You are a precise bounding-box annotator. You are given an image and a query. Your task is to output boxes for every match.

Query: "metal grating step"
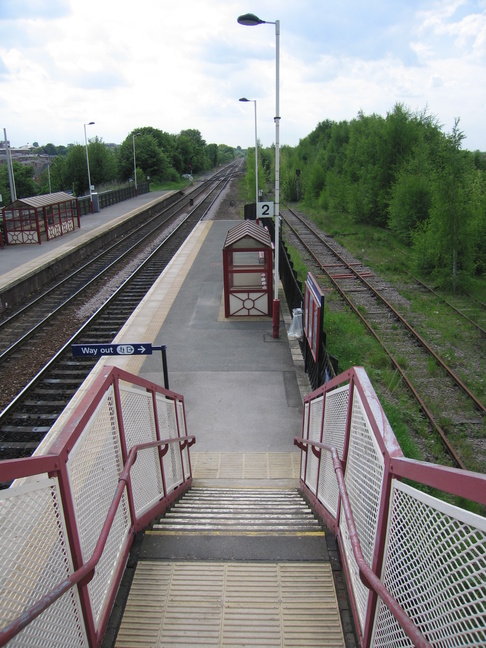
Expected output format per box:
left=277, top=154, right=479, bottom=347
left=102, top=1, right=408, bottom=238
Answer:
left=152, top=487, right=324, bottom=535
left=115, top=561, right=345, bottom=647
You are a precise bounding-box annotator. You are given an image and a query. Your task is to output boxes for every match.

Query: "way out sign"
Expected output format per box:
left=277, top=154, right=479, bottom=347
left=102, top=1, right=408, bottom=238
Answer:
left=72, top=342, right=170, bottom=389
left=71, top=343, right=154, bottom=357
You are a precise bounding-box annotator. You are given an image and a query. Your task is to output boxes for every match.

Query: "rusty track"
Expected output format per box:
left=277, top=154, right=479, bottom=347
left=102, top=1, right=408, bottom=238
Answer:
left=281, top=207, right=485, bottom=471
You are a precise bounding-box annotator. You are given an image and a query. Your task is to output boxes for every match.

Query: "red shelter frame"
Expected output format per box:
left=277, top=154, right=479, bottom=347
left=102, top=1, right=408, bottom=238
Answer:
left=2, top=191, right=80, bottom=245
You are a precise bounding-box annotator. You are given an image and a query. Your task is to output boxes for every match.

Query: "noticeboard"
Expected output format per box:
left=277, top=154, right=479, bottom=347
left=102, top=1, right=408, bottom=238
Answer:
left=304, top=273, right=325, bottom=363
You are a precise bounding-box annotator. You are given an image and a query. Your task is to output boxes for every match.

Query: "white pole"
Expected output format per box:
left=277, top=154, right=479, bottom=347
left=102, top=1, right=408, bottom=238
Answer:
left=273, top=19, right=281, bottom=337
left=4, top=129, right=17, bottom=202
left=84, top=122, right=94, bottom=212
left=254, top=100, right=259, bottom=217
left=133, top=133, right=137, bottom=195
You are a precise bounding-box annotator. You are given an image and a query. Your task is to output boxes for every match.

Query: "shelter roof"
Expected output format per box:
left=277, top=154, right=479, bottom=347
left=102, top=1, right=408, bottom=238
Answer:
left=4, top=192, right=75, bottom=211
left=223, top=220, right=272, bottom=249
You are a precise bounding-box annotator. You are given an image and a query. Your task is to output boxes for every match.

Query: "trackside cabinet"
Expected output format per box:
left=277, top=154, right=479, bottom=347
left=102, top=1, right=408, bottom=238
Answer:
left=223, top=220, right=273, bottom=317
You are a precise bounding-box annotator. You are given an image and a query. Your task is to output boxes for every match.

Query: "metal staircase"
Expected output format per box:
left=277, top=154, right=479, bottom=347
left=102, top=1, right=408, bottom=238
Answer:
left=152, top=487, right=325, bottom=534
left=113, top=486, right=350, bottom=647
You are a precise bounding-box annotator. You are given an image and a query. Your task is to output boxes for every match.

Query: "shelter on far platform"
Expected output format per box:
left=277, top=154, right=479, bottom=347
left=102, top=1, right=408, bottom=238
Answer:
left=222, top=220, right=273, bottom=317
left=1, top=192, right=80, bottom=245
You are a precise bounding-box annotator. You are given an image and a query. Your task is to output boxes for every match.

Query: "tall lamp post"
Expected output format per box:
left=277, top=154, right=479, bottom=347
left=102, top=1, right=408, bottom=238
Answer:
left=238, top=13, right=280, bottom=338
left=239, top=98, right=259, bottom=221
left=84, top=121, right=95, bottom=212
left=132, top=132, right=141, bottom=195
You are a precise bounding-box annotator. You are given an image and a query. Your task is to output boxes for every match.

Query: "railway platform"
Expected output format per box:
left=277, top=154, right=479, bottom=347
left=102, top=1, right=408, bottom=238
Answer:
left=1, top=188, right=485, bottom=648
left=0, top=190, right=173, bottom=308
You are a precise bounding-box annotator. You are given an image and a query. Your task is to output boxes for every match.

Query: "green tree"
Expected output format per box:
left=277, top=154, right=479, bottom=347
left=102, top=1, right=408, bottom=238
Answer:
left=118, top=132, right=172, bottom=182
left=177, top=129, right=207, bottom=173
left=388, top=141, right=433, bottom=244
left=414, top=120, right=476, bottom=291
left=206, top=143, right=218, bottom=167
left=217, top=144, right=236, bottom=165
left=88, top=137, right=117, bottom=186
left=65, top=144, right=91, bottom=195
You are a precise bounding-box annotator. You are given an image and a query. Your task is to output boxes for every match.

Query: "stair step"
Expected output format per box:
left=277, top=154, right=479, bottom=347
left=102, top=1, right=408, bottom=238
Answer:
left=152, top=487, right=323, bottom=535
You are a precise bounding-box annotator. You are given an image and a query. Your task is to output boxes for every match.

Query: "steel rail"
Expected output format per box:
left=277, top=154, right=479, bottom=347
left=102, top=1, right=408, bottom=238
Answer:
left=0, top=170, right=236, bottom=454
left=0, top=165, right=237, bottom=361
left=285, top=207, right=485, bottom=414
left=282, top=209, right=470, bottom=469
left=404, top=270, right=486, bottom=336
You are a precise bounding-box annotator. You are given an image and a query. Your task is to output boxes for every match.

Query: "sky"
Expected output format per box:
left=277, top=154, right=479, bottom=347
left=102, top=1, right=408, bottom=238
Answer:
left=1, top=0, right=485, bottom=152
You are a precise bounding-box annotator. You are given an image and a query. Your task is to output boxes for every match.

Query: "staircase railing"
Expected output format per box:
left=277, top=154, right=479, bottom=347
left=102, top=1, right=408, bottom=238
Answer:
left=295, top=366, right=486, bottom=648
left=0, top=366, right=195, bottom=647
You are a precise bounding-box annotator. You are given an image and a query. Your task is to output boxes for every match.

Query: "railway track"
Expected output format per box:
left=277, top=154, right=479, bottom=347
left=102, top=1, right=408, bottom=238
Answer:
left=281, top=207, right=485, bottom=472
left=0, top=164, right=240, bottom=468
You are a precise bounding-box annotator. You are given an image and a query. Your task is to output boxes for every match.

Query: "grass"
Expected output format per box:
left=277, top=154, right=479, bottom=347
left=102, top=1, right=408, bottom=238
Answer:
left=149, top=178, right=192, bottom=192
left=295, top=200, right=486, bottom=403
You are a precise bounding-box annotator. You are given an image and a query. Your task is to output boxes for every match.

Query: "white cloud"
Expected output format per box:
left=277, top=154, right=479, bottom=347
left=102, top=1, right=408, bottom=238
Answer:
left=1, top=0, right=485, bottom=151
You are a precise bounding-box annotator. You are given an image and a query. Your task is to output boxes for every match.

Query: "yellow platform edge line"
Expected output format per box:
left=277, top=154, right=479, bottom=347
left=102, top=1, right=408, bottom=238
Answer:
left=146, top=530, right=325, bottom=537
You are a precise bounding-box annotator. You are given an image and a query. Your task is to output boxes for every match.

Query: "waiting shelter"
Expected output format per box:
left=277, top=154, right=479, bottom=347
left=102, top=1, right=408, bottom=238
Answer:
left=1, top=192, right=80, bottom=245
left=222, top=220, right=273, bottom=317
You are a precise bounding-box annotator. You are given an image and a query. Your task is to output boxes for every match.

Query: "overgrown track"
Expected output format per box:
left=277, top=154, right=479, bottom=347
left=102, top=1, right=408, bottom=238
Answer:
left=0, top=164, right=239, bottom=467
left=281, top=206, right=485, bottom=472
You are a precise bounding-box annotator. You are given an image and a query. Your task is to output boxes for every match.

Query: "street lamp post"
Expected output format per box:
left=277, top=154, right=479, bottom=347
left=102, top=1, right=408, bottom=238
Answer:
left=238, top=13, right=281, bottom=338
left=84, top=121, right=95, bottom=212
left=239, top=98, right=259, bottom=222
left=132, top=132, right=141, bottom=195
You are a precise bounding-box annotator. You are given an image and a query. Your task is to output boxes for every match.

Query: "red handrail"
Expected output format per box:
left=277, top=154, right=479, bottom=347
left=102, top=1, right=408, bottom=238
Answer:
left=0, top=435, right=195, bottom=647
left=294, top=436, right=432, bottom=648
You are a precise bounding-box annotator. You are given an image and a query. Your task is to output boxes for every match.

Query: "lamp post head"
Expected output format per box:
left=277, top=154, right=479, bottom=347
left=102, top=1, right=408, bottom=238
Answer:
left=86, top=121, right=95, bottom=126
left=239, top=97, right=250, bottom=102
left=237, top=13, right=265, bottom=26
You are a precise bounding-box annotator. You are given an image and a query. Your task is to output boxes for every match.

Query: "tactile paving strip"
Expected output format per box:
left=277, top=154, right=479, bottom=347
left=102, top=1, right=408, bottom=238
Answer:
left=190, top=452, right=301, bottom=479
left=115, top=561, right=345, bottom=647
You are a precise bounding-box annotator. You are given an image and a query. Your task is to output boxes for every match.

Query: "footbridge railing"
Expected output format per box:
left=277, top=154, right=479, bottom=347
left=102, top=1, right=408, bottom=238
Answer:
left=0, top=366, right=195, bottom=647
left=295, top=366, right=486, bottom=648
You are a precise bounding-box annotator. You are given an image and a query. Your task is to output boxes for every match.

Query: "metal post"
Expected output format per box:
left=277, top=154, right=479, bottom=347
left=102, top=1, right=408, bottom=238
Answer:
left=272, top=19, right=281, bottom=338
left=132, top=133, right=138, bottom=196
left=161, top=345, right=169, bottom=390
left=84, top=122, right=94, bottom=213
left=4, top=129, right=17, bottom=202
left=253, top=100, right=259, bottom=221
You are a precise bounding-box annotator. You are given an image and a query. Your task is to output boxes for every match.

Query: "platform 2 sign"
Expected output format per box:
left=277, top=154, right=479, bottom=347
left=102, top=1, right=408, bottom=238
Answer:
left=304, top=273, right=325, bottom=363
left=72, top=343, right=155, bottom=357
left=257, top=202, right=274, bottom=218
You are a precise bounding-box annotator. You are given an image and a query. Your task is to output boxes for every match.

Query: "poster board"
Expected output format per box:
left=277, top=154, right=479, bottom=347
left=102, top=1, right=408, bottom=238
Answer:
left=304, top=272, right=325, bottom=363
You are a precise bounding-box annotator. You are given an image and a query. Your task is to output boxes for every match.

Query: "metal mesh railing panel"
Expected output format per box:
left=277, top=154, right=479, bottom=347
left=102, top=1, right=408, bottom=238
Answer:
left=119, top=384, right=163, bottom=515
left=155, top=394, right=184, bottom=491
left=372, top=481, right=486, bottom=648
left=301, top=401, right=310, bottom=481
left=67, top=387, right=131, bottom=629
left=176, top=400, right=191, bottom=481
left=340, top=388, right=384, bottom=632
left=305, top=394, right=324, bottom=495
left=0, top=479, right=87, bottom=647
left=318, top=385, right=349, bottom=517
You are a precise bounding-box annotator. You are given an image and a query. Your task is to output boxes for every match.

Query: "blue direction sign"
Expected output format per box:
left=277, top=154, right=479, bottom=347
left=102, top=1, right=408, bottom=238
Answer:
left=71, top=343, right=154, bottom=357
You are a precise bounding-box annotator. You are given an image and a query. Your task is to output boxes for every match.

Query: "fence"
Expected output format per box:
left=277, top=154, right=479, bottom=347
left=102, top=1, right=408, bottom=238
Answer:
left=0, top=366, right=194, bottom=647
left=295, top=366, right=486, bottom=647
left=77, top=182, right=150, bottom=216
left=270, top=217, right=337, bottom=388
